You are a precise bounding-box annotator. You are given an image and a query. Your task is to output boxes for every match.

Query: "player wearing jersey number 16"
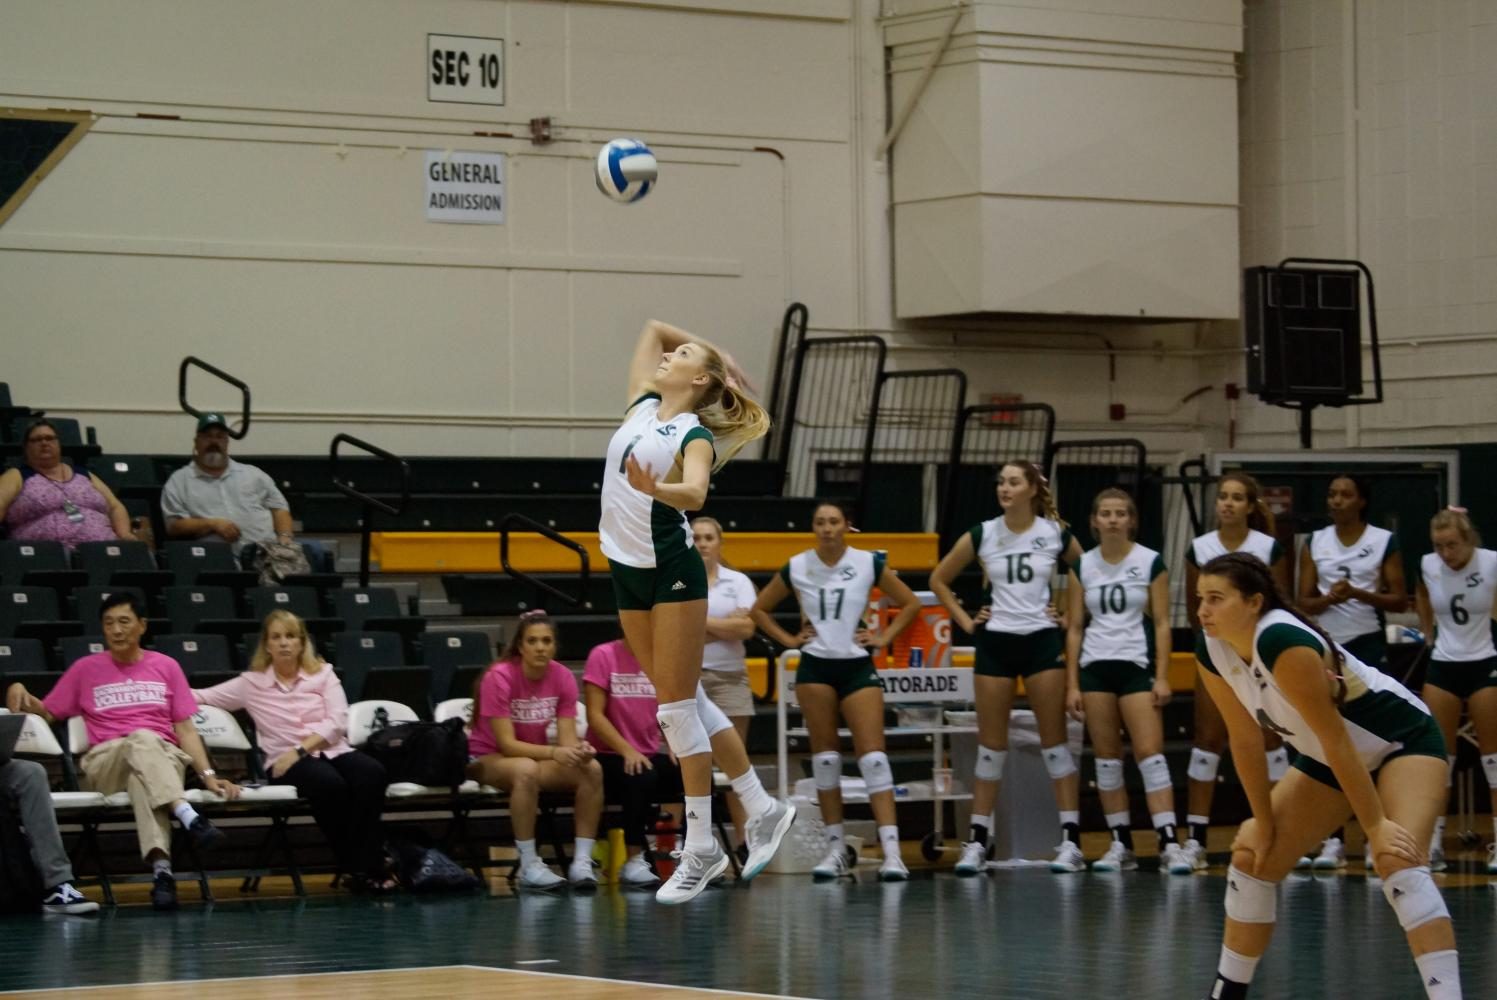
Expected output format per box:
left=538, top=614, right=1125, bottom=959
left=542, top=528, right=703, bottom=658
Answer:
left=1415, top=506, right=1497, bottom=875
left=751, top=500, right=922, bottom=882
left=1064, top=489, right=1183, bottom=873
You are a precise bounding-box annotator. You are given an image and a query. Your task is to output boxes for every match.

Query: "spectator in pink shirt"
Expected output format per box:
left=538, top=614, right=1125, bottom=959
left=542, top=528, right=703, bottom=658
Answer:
left=467, top=612, right=603, bottom=891
left=5, top=592, right=240, bottom=911
left=194, top=610, right=394, bottom=893
left=583, top=636, right=683, bottom=887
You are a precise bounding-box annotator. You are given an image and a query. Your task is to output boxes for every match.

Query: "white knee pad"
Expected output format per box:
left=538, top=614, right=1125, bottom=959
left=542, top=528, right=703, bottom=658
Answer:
left=1095, top=757, right=1125, bottom=792
left=656, top=700, right=711, bottom=759
left=975, top=745, right=1007, bottom=782
left=1138, top=753, right=1173, bottom=794
left=857, top=750, right=894, bottom=795
left=1224, top=865, right=1278, bottom=924
left=1042, top=744, right=1076, bottom=780
left=812, top=751, right=843, bottom=791
left=1265, top=747, right=1290, bottom=782
left=695, top=683, right=734, bottom=737
left=1483, top=752, right=1497, bottom=790
left=1382, top=866, right=1448, bottom=932
left=1188, top=748, right=1221, bottom=783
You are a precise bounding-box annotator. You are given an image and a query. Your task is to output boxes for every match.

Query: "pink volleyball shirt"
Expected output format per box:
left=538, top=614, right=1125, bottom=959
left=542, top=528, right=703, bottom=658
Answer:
left=468, top=659, right=578, bottom=757
left=582, top=640, right=661, bottom=756
left=194, top=666, right=352, bottom=761
left=43, top=650, right=197, bottom=747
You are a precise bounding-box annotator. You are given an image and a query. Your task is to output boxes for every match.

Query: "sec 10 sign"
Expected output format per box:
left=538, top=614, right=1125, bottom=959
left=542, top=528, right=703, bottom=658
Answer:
left=428, top=34, right=504, bottom=106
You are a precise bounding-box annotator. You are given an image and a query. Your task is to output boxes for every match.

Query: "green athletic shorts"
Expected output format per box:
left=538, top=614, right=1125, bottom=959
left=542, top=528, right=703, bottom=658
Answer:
left=794, top=652, right=881, bottom=700
left=1425, top=656, right=1497, bottom=702
left=1289, top=693, right=1447, bottom=790
left=974, top=627, right=1063, bottom=679
left=1340, top=630, right=1388, bottom=670
left=608, top=545, right=708, bottom=612
left=1079, top=659, right=1155, bottom=697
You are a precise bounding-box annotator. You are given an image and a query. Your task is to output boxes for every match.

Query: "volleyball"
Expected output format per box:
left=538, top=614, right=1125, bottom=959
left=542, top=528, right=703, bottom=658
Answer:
left=595, top=138, right=657, bottom=203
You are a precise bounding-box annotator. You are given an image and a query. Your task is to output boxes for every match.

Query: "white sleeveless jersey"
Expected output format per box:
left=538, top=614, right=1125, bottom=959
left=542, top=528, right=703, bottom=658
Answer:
left=1422, top=548, right=1497, bottom=662
left=599, top=393, right=715, bottom=568
left=1078, top=544, right=1167, bottom=668
left=1307, top=525, right=1396, bottom=642
left=703, top=566, right=757, bottom=671
left=1198, top=609, right=1430, bottom=773
left=779, top=547, right=884, bottom=660
left=1187, top=529, right=1282, bottom=569
left=971, top=517, right=1072, bottom=635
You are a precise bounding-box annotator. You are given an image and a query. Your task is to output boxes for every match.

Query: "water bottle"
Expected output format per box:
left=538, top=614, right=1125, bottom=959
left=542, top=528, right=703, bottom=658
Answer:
left=909, top=647, right=924, bottom=669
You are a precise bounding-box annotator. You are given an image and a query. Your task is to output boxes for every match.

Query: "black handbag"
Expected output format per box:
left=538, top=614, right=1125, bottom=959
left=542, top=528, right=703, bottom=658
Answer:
left=362, top=710, right=468, bottom=788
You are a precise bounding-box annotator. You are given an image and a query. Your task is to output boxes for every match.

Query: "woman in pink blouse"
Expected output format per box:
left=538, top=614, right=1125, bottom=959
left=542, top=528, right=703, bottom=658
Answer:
left=194, top=610, right=394, bottom=892
left=467, top=611, right=604, bottom=890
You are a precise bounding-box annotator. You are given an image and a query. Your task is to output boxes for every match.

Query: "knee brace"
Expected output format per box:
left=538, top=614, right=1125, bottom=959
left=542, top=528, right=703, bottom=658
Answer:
left=857, top=750, right=894, bottom=795
left=975, top=745, right=1007, bottom=782
left=1138, top=753, right=1173, bottom=794
left=1264, top=747, right=1290, bottom=783
left=1223, top=865, right=1278, bottom=924
left=656, top=700, right=711, bottom=759
left=1188, top=748, right=1221, bottom=783
left=812, top=751, right=843, bottom=791
left=1042, top=744, right=1076, bottom=780
left=1382, top=866, right=1448, bottom=932
left=1094, top=757, right=1125, bottom=792
left=694, top=683, right=734, bottom=737
left=1483, top=752, right=1497, bottom=790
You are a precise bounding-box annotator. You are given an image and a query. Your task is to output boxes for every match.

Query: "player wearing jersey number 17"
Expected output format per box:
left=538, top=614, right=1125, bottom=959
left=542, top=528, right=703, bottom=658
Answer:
left=1063, top=489, right=1182, bottom=873
left=1415, top=507, right=1497, bottom=875
left=751, top=501, right=922, bottom=882
left=1194, top=553, right=1458, bottom=1000
left=929, top=460, right=1086, bottom=875
left=600, top=319, right=792, bottom=905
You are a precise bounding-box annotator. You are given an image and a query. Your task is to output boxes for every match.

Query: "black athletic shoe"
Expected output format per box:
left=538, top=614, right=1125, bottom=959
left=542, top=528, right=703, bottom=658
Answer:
left=188, top=816, right=225, bottom=851
left=150, top=872, right=179, bottom=911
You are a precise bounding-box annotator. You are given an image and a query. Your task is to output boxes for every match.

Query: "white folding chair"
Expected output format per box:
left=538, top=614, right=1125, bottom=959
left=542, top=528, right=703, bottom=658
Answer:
left=8, top=713, right=106, bottom=810
left=185, top=706, right=296, bottom=805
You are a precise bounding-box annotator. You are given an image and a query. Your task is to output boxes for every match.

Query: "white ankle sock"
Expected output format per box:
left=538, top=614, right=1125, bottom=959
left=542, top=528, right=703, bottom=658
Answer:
left=684, top=795, right=714, bottom=853
left=730, top=768, right=774, bottom=817
left=172, top=802, right=199, bottom=828
left=574, top=837, right=595, bottom=863
left=1414, top=949, right=1462, bottom=999
left=878, top=824, right=899, bottom=858
left=152, top=858, right=172, bottom=877
left=516, top=838, right=538, bottom=866
left=825, top=823, right=845, bottom=849
left=1217, top=946, right=1260, bottom=985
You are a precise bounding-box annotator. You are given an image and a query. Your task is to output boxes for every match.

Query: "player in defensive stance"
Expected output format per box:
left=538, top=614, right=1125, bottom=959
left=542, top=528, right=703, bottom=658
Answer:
left=751, top=500, right=922, bottom=881
left=1415, top=507, right=1497, bottom=875
left=1063, top=489, right=1184, bottom=872
left=601, top=319, right=793, bottom=904
left=1180, top=472, right=1293, bottom=874
left=1296, top=473, right=1406, bottom=869
left=1195, top=553, right=1460, bottom=1000
left=930, top=460, right=1086, bottom=874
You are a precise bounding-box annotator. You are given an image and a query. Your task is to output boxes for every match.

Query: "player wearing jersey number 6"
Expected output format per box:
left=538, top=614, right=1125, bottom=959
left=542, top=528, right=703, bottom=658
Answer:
left=1063, top=488, right=1183, bottom=873
left=751, top=500, right=922, bottom=882
left=600, top=319, right=793, bottom=904
left=930, top=460, right=1086, bottom=875
left=1194, top=553, right=1459, bottom=1000
left=1415, top=507, right=1497, bottom=875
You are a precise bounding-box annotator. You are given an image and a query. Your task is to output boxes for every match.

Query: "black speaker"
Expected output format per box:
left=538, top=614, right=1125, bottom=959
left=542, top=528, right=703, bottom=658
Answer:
left=1243, top=266, right=1363, bottom=402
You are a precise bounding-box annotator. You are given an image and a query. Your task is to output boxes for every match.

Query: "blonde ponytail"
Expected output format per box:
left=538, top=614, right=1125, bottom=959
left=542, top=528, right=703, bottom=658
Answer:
left=691, top=345, right=772, bottom=470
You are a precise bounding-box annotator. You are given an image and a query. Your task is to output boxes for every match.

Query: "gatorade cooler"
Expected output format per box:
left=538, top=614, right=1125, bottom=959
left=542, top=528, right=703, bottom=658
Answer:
left=869, top=590, right=952, bottom=668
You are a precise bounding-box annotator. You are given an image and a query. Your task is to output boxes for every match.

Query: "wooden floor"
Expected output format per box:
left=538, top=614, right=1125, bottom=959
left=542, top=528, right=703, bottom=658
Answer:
left=8, top=967, right=792, bottom=999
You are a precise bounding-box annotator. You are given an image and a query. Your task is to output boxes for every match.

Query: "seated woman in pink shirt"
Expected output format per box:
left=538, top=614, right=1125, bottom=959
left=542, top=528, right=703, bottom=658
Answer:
left=467, top=611, right=604, bottom=890
left=584, top=635, right=683, bottom=887
left=194, top=610, right=395, bottom=893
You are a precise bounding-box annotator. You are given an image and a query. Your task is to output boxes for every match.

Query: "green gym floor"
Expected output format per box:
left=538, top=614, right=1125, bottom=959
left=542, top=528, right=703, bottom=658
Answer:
left=1, top=863, right=1493, bottom=998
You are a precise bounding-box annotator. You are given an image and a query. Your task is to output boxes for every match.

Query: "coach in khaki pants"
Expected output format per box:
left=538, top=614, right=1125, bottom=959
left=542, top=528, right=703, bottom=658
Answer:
left=6, top=592, right=240, bottom=910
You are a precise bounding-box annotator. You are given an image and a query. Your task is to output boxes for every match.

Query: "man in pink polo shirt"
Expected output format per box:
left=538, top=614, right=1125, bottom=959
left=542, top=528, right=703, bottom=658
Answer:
left=6, top=592, right=240, bottom=910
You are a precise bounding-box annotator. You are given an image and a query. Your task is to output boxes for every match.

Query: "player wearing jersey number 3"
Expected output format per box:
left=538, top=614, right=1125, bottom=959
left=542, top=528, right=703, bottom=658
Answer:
left=1194, top=553, right=1460, bottom=1000
left=930, top=460, right=1086, bottom=875
left=751, top=500, right=922, bottom=882
left=600, top=319, right=793, bottom=904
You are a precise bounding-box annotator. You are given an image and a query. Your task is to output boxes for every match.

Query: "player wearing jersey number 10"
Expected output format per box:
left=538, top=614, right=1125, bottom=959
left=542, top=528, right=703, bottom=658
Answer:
left=1415, top=506, right=1497, bottom=876
left=929, top=460, right=1086, bottom=875
left=1063, top=488, right=1183, bottom=873
left=751, top=500, right=922, bottom=882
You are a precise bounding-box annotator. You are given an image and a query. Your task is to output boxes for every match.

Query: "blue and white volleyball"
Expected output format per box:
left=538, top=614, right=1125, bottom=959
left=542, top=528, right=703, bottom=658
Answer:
left=595, top=138, right=657, bottom=203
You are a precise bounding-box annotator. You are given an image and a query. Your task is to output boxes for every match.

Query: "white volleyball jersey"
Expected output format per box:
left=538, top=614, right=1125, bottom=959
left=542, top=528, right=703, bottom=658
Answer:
left=599, top=393, right=715, bottom=568
left=1307, top=525, right=1396, bottom=642
left=779, top=547, right=884, bottom=660
left=703, top=566, right=757, bottom=671
left=1198, top=609, right=1431, bottom=773
left=1186, top=529, right=1282, bottom=569
left=1078, top=544, right=1167, bottom=668
left=1422, top=548, right=1497, bottom=662
left=971, top=517, right=1071, bottom=635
